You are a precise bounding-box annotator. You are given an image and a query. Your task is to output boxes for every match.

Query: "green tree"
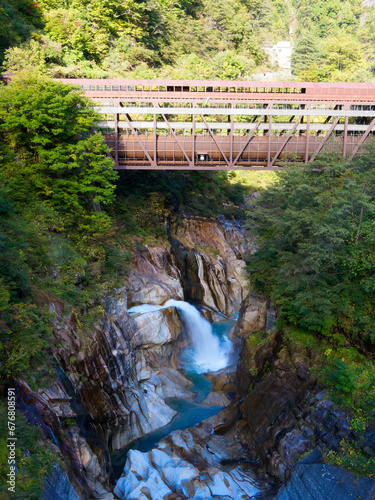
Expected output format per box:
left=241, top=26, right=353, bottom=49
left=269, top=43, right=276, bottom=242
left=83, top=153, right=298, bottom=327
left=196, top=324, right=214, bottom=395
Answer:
left=0, top=0, right=43, bottom=64
left=246, top=146, right=375, bottom=342
left=291, top=32, right=321, bottom=77
left=292, top=0, right=360, bottom=38
left=359, top=3, right=375, bottom=69
left=213, top=50, right=255, bottom=79
left=321, top=32, right=366, bottom=76
left=0, top=74, right=117, bottom=223
left=297, top=62, right=326, bottom=82
left=3, top=39, right=47, bottom=73
left=338, top=1, right=356, bottom=29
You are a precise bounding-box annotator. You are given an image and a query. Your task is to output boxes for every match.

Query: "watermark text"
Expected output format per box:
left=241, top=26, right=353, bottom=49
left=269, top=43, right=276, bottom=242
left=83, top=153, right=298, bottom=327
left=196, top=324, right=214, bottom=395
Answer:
left=7, top=388, right=17, bottom=493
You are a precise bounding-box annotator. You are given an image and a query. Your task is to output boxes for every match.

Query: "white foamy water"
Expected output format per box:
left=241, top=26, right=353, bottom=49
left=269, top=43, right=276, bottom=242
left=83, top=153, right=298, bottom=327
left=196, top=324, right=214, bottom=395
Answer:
left=128, top=300, right=231, bottom=373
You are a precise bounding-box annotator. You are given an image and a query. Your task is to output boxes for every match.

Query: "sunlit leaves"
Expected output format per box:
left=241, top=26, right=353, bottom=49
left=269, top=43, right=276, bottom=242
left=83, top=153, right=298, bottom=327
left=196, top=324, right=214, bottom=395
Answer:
left=0, top=74, right=118, bottom=218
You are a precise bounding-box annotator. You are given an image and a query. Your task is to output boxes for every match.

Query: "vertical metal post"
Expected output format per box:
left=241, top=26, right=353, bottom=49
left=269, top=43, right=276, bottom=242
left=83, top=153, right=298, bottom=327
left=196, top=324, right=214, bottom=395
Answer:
left=305, top=115, right=310, bottom=163
left=343, top=115, right=348, bottom=158
left=153, top=113, right=157, bottom=165
left=192, top=105, right=195, bottom=167
left=267, top=112, right=272, bottom=167
left=230, top=110, right=234, bottom=166
left=114, top=112, right=118, bottom=165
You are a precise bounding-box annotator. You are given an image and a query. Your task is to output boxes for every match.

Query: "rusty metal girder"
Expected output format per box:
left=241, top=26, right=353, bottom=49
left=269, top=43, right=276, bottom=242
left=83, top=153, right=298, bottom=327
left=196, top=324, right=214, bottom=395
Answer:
left=200, top=114, right=231, bottom=167
left=270, top=116, right=303, bottom=167
left=117, top=103, right=156, bottom=167
left=99, top=96, right=375, bottom=169
left=160, top=111, right=194, bottom=167
left=309, top=117, right=341, bottom=163
left=347, top=117, right=375, bottom=162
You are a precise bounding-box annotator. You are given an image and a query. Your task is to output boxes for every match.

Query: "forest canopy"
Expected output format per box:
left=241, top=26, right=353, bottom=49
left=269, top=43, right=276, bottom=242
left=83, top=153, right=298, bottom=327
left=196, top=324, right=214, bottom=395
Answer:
left=1, top=0, right=374, bottom=81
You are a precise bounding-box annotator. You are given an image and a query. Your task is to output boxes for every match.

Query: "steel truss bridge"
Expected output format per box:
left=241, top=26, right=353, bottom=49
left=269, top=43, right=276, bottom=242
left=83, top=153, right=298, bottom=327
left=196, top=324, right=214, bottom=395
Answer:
left=60, top=78, right=375, bottom=170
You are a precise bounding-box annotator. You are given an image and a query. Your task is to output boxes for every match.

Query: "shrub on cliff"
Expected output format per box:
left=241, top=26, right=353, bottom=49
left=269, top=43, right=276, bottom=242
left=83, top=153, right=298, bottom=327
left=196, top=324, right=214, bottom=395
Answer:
left=0, top=400, right=58, bottom=499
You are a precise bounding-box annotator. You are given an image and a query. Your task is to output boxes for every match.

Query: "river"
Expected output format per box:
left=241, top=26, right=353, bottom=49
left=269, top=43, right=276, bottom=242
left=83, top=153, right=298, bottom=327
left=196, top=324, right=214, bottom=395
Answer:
left=111, top=303, right=236, bottom=480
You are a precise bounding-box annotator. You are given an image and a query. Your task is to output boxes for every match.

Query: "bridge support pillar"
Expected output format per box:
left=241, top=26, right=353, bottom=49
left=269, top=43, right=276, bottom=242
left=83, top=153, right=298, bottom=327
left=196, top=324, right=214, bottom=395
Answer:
left=114, top=112, right=119, bottom=166
left=343, top=116, right=348, bottom=158
left=230, top=110, right=234, bottom=166
left=192, top=105, right=195, bottom=167
left=305, top=115, right=310, bottom=163
left=267, top=113, right=272, bottom=168
left=153, top=113, right=157, bottom=164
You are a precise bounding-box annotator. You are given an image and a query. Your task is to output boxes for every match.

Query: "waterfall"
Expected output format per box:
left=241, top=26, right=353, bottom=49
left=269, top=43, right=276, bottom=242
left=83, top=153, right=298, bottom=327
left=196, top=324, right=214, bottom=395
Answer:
left=128, top=300, right=231, bottom=373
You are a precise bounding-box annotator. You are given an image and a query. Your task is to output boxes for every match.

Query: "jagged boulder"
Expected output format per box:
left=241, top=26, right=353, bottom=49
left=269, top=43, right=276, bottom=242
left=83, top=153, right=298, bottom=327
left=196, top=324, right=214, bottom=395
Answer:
left=232, top=292, right=267, bottom=338
left=115, top=409, right=265, bottom=500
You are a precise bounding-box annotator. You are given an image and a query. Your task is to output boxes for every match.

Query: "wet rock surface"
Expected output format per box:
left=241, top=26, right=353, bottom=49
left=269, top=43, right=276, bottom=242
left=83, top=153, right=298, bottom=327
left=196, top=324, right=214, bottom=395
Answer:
left=231, top=293, right=267, bottom=339
left=115, top=407, right=274, bottom=500
left=32, top=213, right=375, bottom=500
left=42, top=464, right=82, bottom=500
left=235, top=295, right=375, bottom=493
left=127, top=246, right=184, bottom=307
left=27, top=290, right=188, bottom=497
left=25, top=215, right=256, bottom=498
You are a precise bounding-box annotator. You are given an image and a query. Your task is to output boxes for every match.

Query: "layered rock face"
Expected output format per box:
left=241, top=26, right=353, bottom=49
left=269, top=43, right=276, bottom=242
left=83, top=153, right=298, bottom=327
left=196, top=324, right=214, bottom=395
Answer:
left=20, top=294, right=186, bottom=498
left=230, top=292, right=267, bottom=342
left=20, top=215, right=251, bottom=498
left=236, top=296, right=375, bottom=493
left=127, top=246, right=184, bottom=307
left=170, top=216, right=253, bottom=317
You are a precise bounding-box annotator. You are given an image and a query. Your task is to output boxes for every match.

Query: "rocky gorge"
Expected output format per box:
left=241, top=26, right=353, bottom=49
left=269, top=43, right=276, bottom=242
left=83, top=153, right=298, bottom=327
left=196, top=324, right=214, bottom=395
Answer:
left=15, top=214, right=375, bottom=500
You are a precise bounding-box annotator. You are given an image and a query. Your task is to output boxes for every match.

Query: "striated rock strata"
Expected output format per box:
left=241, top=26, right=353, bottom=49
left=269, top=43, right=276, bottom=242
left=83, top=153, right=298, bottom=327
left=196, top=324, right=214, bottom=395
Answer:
left=16, top=215, right=251, bottom=498
left=170, top=216, right=253, bottom=317
left=235, top=296, right=375, bottom=492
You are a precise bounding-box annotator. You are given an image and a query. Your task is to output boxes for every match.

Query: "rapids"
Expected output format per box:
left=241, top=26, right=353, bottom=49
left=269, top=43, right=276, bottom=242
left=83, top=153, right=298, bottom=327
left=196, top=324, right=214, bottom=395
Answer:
left=128, top=299, right=232, bottom=373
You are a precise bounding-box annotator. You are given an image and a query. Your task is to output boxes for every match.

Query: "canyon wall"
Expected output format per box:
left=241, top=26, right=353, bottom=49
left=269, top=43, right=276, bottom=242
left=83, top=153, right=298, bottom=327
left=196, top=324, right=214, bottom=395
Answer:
left=17, top=215, right=251, bottom=499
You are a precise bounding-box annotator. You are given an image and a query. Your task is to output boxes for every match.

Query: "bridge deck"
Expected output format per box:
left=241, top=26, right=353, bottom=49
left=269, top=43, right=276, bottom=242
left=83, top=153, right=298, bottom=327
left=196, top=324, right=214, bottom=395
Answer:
left=58, top=79, right=375, bottom=169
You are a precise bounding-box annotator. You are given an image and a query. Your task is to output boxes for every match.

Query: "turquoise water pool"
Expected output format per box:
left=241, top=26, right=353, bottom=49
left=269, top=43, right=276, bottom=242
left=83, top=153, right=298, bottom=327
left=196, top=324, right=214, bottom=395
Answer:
left=110, top=318, right=235, bottom=480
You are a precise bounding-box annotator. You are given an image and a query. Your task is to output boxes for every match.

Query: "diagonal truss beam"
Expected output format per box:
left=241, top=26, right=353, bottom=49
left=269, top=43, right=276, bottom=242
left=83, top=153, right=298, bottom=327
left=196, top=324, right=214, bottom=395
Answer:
left=270, top=116, right=302, bottom=167
left=347, top=117, right=375, bottom=162
left=309, top=116, right=341, bottom=162
left=159, top=112, right=193, bottom=166
left=106, top=150, right=115, bottom=162
left=200, top=114, right=231, bottom=167
left=233, top=115, right=264, bottom=166
left=117, top=102, right=156, bottom=167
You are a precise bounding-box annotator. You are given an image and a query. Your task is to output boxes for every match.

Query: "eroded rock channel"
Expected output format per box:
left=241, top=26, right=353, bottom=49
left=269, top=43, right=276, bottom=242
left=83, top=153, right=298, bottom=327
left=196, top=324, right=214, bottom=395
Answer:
left=22, top=215, right=266, bottom=500
left=18, top=214, right=375, bottom=500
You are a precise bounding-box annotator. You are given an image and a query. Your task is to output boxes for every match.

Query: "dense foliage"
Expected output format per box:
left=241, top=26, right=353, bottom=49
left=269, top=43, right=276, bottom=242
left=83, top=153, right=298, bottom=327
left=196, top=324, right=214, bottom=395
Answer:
left=0, top=401, right=57, bottom=499
left=246, top=147, right=375, bottom=474
left=0, top=74, right=245, bottom=387
left=115, top=169, right=244, bottom=219
left=291, top=0, right=375, bottom=81
left=0, top=74, right=123, bottom=386
left=0, top=0, right=43, bottom=63
left=1, top=0, right=374, bottom=81
left=247, top=149, right=375, bottom=341
left=0, top=74, right=247, bottom=492
left=246, top=147, right=375, bottom=419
